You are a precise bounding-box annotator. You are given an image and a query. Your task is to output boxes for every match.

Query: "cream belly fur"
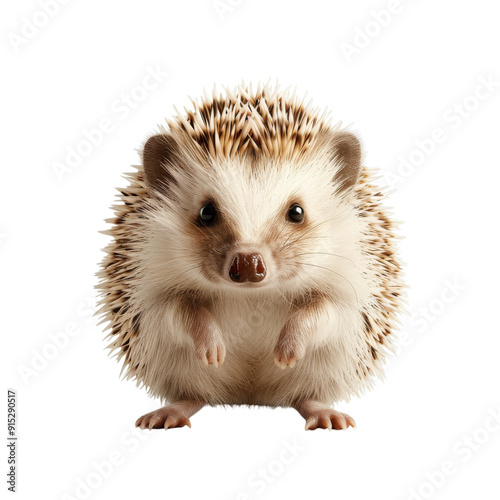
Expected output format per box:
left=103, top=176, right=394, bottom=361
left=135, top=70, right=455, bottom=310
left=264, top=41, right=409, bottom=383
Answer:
left=139, top=295, right=294, bottom=406
left=126, top=290, right=371, bottom=407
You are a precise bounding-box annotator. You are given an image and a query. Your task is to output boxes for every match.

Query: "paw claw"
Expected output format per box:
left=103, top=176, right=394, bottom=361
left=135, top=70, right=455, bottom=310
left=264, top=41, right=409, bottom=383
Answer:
left=274, top=341, right=304, bottom=368
left=345, top=414, right=356, bottom=428
left=274, top=352, right=297, bottom=368
left=302, top=407, right=355, bottom=431
left=320, top=415, right=333, bottom=430
left=305, top=417, right=317, bottom=431
left=164, top=416, right=175, bottom=429
left=196, top=336, right=226, bottom=367
left=136, top=408, right=193, bottom=431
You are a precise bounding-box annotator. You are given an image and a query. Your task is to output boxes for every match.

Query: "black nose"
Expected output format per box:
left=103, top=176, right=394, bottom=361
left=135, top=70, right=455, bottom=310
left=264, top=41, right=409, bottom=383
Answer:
left=229, top=253, right=266, bottom=283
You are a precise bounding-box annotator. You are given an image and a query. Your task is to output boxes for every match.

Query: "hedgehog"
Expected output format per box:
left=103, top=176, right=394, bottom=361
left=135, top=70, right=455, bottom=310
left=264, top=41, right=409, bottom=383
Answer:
left=97, top=82, right=405, bottom=431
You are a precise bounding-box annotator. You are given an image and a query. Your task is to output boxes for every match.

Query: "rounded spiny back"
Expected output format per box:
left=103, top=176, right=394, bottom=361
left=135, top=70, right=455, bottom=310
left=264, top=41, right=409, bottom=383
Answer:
left=166, top=82, right=333, bottom=160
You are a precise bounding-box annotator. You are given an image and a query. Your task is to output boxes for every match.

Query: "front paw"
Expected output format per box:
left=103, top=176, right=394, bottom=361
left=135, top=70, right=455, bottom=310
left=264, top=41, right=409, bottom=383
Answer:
left=194, top=334, right=226, bottom=368
left=274, top=338, right=305, bottom=369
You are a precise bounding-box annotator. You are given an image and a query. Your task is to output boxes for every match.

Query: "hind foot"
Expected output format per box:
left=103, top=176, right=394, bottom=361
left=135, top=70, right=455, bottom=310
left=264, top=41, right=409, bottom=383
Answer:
left=293, top=400, right=356, bottom=431
left=135, top=400, right=205, bottom=430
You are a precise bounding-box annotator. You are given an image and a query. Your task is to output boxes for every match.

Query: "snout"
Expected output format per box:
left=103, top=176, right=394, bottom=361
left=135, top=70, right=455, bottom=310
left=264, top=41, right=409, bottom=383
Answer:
left=229, top=253, right=267, bottom=283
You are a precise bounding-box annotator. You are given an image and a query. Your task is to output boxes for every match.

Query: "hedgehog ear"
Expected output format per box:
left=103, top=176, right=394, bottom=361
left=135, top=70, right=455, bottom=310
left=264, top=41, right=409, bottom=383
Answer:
left=142, top=134, right=178, bottom=196
left=330, top=131, right=362, bottom=192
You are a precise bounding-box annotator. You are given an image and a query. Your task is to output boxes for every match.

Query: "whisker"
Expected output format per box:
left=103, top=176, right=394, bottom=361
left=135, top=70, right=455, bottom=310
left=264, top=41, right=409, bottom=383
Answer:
left=280, top=224, right=320, bottom=250
left=297, top=261, right=359, bottom=303
left=171, top=265, right=201, bottom=282
left=270, top=222, right=289, bottom=244
left=294, top=252, right=356, bottom=266
left=148, top=263, right=200, bottom=287
left=278, top=218, right=342, bottom=251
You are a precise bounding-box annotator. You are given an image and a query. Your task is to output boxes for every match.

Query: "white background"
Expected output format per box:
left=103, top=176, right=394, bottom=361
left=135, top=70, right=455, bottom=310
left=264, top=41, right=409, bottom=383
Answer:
left=2, top=0, right=500, bottom=499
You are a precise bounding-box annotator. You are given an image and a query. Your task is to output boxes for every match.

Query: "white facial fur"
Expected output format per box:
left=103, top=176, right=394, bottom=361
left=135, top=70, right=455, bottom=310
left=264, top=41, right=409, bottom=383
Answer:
left=136, top=144, right=372, bottom=311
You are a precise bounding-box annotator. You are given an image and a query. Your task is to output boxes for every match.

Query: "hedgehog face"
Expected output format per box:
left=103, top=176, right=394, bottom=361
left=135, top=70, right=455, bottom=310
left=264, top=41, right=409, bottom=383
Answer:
left=140, top=130, right=368, bottom=303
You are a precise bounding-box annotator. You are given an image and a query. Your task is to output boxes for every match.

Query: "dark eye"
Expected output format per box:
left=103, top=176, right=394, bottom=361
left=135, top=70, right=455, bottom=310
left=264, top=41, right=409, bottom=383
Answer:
left=199, top=203, right=217, bottom=225
left=288, top=203, right=305, bottom=223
